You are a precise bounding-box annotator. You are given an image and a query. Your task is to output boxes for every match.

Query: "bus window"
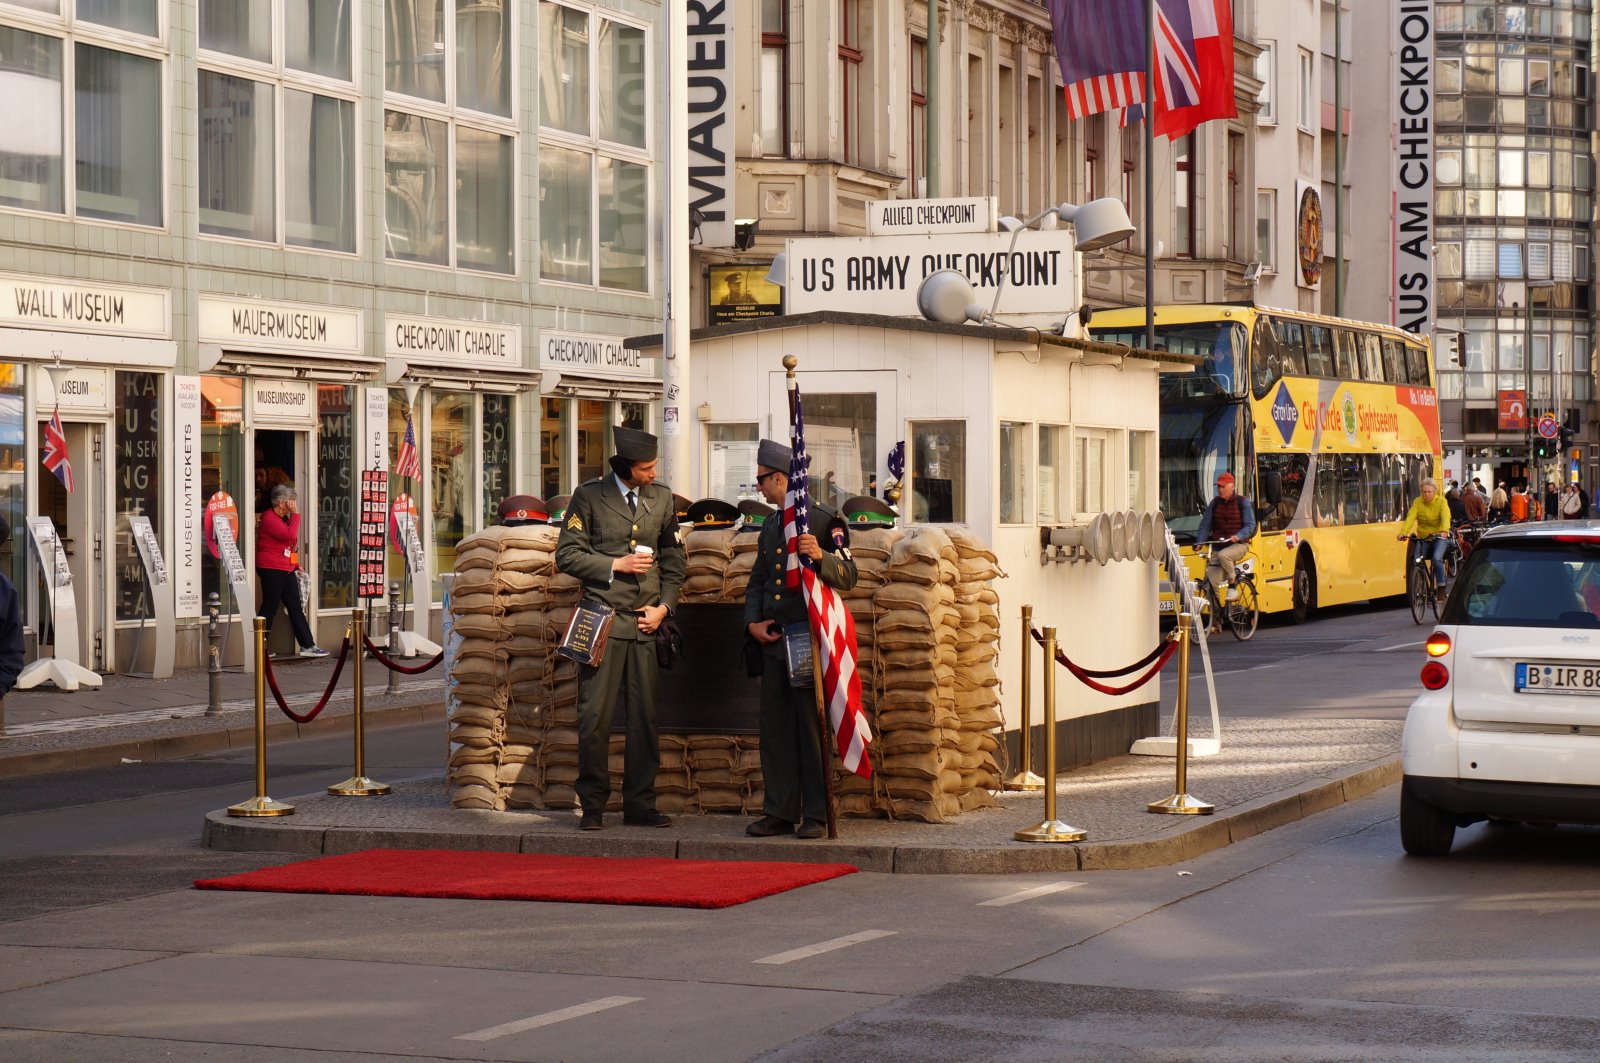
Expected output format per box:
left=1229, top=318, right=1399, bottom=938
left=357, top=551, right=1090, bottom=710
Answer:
left=1340, top=455, right=1366, bottom=525
left=1361, top=455, right=1391, bottom=523
left=1405, top=344, right=1431, bottom=385
left=1382, top=338, right=1408, bottom=382
left=1279, top=320, right=1309, bottom=375
left=1359, top=333, right=1385, bottom=381
left=1313, top=454, right=1342, bottom=527
left=1257, top=453, right=1308, bottom=531
left=1332, top=329, right=1360, bottom=378
left=1252, top=316, right=1285, bottom=397
left=1305, top=326, right=1336, bottom=376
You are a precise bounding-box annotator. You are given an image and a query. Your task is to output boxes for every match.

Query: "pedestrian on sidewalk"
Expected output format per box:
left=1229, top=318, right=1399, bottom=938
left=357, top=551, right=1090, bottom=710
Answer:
left=1561, top=482, right=1586, bottom=519
left=1462, top=481, right=1489, bottom=524
left=0, top=516, right=23, bottom=732
left=1490, top=482, right=1509, bottom=523
left=257, top=485, right=327, bottom=658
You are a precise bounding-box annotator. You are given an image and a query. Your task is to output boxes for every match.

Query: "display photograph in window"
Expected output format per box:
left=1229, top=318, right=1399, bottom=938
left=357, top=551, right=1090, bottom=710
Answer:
left=708, top=264, right=783, bottom=325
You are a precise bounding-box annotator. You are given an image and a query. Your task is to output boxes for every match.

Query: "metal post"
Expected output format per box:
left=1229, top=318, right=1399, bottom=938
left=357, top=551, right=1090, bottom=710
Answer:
left=1014, top=626, right=1086, bottom=843
left=1143, top=0, right=1156, bottom=353
left=1004, top=604, right=1045, bottom=790
left=1333, top=0, right=1344, bottom=317
left=1148, top=613, right=1214, bottom=814
left=387, top=580, right=402, bottom=694
left=925, top=0, right=939, bottom=197
left=205, top=591, right=223, bottom=717
left=227, top=618, right=294, bottom=817
left=1524, top=300, right=1535, bottom=482
left=330, top=608, right=390, bottom=796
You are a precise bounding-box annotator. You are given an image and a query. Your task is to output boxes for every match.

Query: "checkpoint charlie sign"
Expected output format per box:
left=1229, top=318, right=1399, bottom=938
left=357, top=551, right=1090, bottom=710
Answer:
left=784, top=229, right=1080, bottom=317
left=867, top=196, right=995, bottom=236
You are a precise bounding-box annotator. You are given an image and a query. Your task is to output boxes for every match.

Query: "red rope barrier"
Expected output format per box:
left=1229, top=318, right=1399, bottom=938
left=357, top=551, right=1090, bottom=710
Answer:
left=1030, top=627, right=1171, bottom=675
left=361, top=635, right=444, bottom=675
left=263, top=636, right=353, bottom=723
left=1055, top=640, right=1178, bottom=696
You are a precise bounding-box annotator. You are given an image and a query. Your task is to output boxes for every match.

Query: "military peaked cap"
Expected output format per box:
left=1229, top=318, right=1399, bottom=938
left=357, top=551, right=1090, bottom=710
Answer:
left=685, top=497, right=740, bottom=528
left=842, top=495, right=896, bottom=527
left=497, top=495, right=548, bottom=525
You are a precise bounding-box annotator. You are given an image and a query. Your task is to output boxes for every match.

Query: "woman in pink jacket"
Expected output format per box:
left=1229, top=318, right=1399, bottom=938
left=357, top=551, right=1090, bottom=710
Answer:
left=257, top=484, right=327, bottom=657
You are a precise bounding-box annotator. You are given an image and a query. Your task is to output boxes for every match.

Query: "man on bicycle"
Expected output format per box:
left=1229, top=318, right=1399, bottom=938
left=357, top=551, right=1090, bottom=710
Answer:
left=1397, top=477, right=1451, bottom=590
left=1196, top=472, right=1257, bottom=592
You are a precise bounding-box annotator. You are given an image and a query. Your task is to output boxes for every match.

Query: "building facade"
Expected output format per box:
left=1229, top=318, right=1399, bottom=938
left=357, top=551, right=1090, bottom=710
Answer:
left=0, top=0, right=667, bottom=670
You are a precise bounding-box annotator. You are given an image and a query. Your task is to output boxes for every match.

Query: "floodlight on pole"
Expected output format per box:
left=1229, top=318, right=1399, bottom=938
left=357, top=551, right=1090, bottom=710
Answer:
left=985, top=198, right=1136, bottom=324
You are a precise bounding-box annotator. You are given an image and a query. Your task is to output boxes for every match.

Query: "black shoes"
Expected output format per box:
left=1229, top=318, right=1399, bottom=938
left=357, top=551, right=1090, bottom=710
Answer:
left=746, top=815, right=795, bottom=837
left=796, top=820, right=827, bottom=839
left=623, top=811, right=672, bottom=828
left=578, top=813, right=604, bottom=831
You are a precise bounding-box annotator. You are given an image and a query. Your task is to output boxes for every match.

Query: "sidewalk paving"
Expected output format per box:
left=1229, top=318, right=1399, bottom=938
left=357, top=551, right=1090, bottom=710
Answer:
left=202, top=717, right=1404, bottom=874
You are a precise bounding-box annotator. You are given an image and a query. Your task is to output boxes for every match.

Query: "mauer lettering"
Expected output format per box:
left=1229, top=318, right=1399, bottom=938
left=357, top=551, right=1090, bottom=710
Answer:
left=232, top=308, right=329, bottom=342
left=686, top=0, right=731, bottom=225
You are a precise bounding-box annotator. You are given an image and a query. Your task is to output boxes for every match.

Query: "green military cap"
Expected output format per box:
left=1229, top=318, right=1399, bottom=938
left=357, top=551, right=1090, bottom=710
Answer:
left=544, top=494, right=571, bottom=523
left=685, top=497, right=740, bottom=528
left=842, top=494, right=896, bottom=527
left=737, top=498, right=775, bottom=531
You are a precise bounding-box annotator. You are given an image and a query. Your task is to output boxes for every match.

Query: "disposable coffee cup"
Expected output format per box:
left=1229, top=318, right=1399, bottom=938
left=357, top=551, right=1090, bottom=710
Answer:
left=634, top=545, right=654, bottom=558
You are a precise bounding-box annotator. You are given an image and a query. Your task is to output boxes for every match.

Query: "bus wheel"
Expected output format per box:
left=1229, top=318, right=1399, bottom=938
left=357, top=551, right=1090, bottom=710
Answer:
left=1290, top=553, right=1316, bottom=624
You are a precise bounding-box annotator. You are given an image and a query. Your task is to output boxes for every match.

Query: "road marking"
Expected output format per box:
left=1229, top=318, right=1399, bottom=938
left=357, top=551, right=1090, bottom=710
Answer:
left=752, top=929, right=897, bottom=965
left=455, top=996, right=642, bottom=1041
left=978, top=881, right=1083, bottom=907
left=1378, top=640, right=1425, bottom=652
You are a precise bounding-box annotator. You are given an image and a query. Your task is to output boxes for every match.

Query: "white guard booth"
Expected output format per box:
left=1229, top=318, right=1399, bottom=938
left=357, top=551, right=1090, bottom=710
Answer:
left=631, top=312, right=1198, bottom=769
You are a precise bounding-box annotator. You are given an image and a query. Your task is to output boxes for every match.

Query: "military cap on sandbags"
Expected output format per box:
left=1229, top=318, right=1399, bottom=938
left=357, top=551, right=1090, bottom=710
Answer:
left=737, top=498, right=775, bottom=531
left=497, top=495, right=548, bottom=526
left=843, top=495, right=897, bottom=527
left=672, top=493, right=692, bottom=521
left=612, top=425, right=658, bottom=463
left=685, top=497, right=740, bottom=528
left=756, top=438, right=792, bottom=472
left=544, top=494, right=572, bottom=523
left=814, top=501, right=851, bottom=551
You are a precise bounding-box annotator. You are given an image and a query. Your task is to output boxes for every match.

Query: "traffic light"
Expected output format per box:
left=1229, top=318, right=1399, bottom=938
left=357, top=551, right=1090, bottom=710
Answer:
left=1560, top=425, right=1576, bottom=452
left=1535, top=438, right=1553, bottom=459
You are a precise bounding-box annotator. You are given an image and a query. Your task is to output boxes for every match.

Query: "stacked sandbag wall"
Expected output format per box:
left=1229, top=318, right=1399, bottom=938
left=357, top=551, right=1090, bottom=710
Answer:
left=446, top=521, right=1002, bottom=821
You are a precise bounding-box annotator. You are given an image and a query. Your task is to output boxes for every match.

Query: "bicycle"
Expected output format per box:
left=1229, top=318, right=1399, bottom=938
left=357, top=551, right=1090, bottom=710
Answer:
left=1402, top=533, right=1451, bottom=625
left=1193, top=539, right=1259, bottom=641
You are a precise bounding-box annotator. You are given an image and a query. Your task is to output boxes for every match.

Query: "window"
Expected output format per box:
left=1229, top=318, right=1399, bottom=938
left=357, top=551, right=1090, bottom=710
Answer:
left=115, top=370, right=161, bottom=621
left=384, top=0, right=515, bottom=272
left=1120, top=123, right=1137, bottom=211
left=1305, top=325, right=1335, bottom=377
left=1129, top=430, right=1153, bottom=511
left=1174, top=135, right=1195, bottom=256
left=196, top=0, right=356, bottom=250
left=316, top=385, right=354, bottom=609
left=0, top=16, right=163, bottom=226
left=1227, top=131, right=1244, bottom=261
left=1256, top=189, right=1275, bottom=270
left=1039, top=425, right=1068, bottom=524
left=1256, top=40, right=1275, bottom=123
left=537, top=3, right=649, bottom=290
left=1074, top=431, right=1108, bottom=516
left=1085, top=114, right=1104, bottom=201
left=1297, top=48, right=1314, bottom=130
left=910, top=36, right=926, bottom=194
left=999, top=422, right=1029, bottom=524
left=910, top=420, right=965, bottom=523
left=760, top=0, right=788, bottom=157
left=839, top=0, right=863, bottom=165
left=705, top=422, right=758, bottom=500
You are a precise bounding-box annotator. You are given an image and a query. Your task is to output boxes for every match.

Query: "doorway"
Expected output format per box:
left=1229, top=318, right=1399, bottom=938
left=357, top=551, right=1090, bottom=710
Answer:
left=254, top=428, right=312, bottom=658
left=36, top=419, right=109, bottom=671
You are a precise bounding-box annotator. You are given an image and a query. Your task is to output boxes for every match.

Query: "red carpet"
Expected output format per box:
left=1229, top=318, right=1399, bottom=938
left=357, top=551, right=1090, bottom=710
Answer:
left=194, top=849, right=858, bottom=909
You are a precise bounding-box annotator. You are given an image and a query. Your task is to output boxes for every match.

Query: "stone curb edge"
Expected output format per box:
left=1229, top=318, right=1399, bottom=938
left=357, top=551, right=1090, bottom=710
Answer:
left=200, top=755, right=1403, bottom=874
left=0, top=700, right=448, bottom=780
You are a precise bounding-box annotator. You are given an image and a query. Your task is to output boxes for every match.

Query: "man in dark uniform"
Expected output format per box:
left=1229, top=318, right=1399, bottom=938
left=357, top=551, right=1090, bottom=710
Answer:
left=743, top=440, right=857, bottom=839
left=555, top=427, right=687, bottom=831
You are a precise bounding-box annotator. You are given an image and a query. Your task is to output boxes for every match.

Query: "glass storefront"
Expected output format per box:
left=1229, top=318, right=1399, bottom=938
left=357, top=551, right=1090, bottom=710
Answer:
left=0, top=364, right=21, bottom=596
left=576, top=399, right=608, bottom=484
left=317, top=384, right=354, bottom=609
left=200, top=375, right=245, bottom=609
left=115, top=370, right=161, bottom=621
left=482, top=392, right=512, bottom=526
left=541, top=396, right=566, bottom=497
left=429, top=389, right=474, bottom=590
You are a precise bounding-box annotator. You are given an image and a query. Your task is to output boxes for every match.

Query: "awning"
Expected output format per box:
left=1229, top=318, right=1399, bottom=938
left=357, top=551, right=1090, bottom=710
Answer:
left=541, top=371, right=663, bottom=403
left=200, top=344, right=383, bottom=382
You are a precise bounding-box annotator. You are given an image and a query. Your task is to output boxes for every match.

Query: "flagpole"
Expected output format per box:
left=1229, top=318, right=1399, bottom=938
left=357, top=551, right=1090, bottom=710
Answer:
left=783, top=354, right=840, bottom=841
left=1143, top=0, right=1156, bottom=352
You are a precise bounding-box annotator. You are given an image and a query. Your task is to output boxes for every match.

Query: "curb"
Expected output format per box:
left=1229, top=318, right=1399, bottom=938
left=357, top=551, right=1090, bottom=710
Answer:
left=201, top=755, right=1403, bottom=873
left=0, top=699, right=447, bottom=780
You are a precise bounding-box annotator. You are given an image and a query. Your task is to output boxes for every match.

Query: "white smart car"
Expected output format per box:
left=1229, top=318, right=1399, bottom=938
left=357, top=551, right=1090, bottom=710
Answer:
left=1401, top=521, right=1600, bottom=855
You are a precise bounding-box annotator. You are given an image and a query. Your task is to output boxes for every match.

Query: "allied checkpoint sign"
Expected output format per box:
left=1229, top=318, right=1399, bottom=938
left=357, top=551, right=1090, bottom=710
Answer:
left=783, top=228, right=1080, bottom=318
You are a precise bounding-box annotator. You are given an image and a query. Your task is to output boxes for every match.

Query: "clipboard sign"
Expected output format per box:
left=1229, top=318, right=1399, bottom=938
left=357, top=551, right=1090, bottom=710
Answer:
left=389, top=492, right=439, bottom=657
left=17, top=516, right=102, bottom=691
left=124, top=514, right=175, bottom=679
left=213, top=510, right=257, bottom=672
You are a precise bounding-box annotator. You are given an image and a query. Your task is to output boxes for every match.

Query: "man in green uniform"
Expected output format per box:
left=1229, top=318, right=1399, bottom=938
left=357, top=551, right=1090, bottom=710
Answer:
left=743, top=440, right=857, bottom=838
left=555, top=427, right=686, bottom=831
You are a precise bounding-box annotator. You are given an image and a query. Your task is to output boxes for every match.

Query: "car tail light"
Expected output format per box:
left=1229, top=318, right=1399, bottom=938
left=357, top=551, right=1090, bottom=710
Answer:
left=1554, top=535, right=1600, bottom=544
left=1425, top=632, right=1451, bottom=657
left=1420, top=661, right=1450, bottom=690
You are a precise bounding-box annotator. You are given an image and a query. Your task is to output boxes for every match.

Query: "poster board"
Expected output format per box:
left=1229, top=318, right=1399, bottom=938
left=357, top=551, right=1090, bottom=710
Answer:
left=125, top=514, right=175, bottom=678
left=17, top=517, right=101, bottom=691
left=358, top=470, right=388, bottom=599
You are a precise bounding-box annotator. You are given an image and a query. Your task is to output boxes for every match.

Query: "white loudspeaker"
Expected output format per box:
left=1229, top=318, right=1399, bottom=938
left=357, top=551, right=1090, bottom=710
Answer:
left=1133, top=511, right=1156, bottom=560
left=1047, top=513, right=1113, bottom=564
left=1108, top=510, right=1129, bottom=562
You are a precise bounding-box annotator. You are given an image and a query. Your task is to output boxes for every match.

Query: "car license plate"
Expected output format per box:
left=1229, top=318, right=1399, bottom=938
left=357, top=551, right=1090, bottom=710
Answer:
left=1515, top=662, right=1600, bottom=695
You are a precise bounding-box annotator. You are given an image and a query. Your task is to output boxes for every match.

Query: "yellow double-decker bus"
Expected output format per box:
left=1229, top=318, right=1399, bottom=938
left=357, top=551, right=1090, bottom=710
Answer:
left=1089, top=304, right=1442, bottom=622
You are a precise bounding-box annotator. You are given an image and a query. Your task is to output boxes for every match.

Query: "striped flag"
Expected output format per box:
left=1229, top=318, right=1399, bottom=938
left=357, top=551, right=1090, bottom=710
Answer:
left=1047, top=0, right=1148, bottom=120
left=394, top=411, right=421, bottom=480
left=785, top=380, right=872, bottom=778
left=42, top=405, right=73, bottom=492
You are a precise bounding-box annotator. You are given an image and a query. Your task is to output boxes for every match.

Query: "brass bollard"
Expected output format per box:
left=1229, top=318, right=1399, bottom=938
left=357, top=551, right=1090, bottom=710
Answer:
left=330, top=608, right=391, bottom=797
left=228, top=618, right=295, bottom=817
left=1014, top=626, right=1086, bottom=843
left=1004, top=604, right=1045, bottom=791
left=1147, top=612, right=1214, bottom=815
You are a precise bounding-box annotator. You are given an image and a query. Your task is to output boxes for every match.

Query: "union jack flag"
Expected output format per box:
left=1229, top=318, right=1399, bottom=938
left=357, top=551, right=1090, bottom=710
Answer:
left=785, top=379, right=872, bottom=778
left=42, top=405, right=73, bottom=492
left=394, top=412, right=421, bottom=480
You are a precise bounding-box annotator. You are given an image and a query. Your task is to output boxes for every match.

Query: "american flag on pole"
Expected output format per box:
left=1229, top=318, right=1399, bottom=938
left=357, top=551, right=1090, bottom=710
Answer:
left=394, top=411, right=421, bottom=480
left=42, top=405, right=73, bottom=492
left=785, top=380, right=872, bottom=778
left=1047, top=0, right=1149, bottom=120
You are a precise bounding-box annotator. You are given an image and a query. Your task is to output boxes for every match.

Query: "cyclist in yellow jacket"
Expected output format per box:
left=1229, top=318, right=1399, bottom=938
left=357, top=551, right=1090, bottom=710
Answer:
left=1397, top=477, right=1452, bottom=589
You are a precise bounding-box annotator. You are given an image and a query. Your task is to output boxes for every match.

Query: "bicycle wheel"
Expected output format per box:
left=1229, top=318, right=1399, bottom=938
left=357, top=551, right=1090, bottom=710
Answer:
left=1229, top=579, right=1260, bottom=641
left=1200, top=582, right=1222, bottom=636
left=1408, top=565, right=1429, bottom=625
left=1430, top=566, right=1444, bottom=621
